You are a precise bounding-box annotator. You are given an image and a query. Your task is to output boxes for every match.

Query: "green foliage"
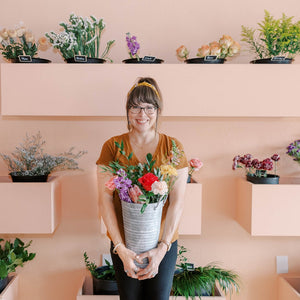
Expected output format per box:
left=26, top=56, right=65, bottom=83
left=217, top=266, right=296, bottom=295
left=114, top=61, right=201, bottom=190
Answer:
left=0, top=238, right=36, bottom=280
left=172, top=246, right=240, bottom=299
left=241, top=10, right=300, bottom=58
left=83, top=252, right=116, bottom=280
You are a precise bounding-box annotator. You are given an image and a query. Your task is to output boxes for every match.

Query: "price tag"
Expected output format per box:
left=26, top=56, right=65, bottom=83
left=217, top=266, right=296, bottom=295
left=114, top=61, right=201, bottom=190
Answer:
left=271, top=56, right=286, bottom=61
left=142, top=56, right=156, bottom=62
left=74, top=55, right=87, bottom=62
left=18, top=55, right=32, bottom=62
left=204, top=55, right=218, bottom=61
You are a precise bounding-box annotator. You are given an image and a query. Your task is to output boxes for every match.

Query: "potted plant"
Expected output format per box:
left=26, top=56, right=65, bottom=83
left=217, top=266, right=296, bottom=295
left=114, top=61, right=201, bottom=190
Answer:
left=83, top=252, right=118, bottom=295
left=241, top=10, right=300, bottom=64
left=46, top=13, right=115, bottom=63
left=176, top=35, right=240, bottom=64
left=0, top=132, right=87, bottom=182
left=187, top=158, right=203, bottom=183
left=232, top=153, right=280, bottom=184
left=0, top=238, right=36, bottom=293
left=122, top=32, right=164, bottom=64
left=0, top=23, right=50, bottom=63
left=172, top=246, right=240, bottom=299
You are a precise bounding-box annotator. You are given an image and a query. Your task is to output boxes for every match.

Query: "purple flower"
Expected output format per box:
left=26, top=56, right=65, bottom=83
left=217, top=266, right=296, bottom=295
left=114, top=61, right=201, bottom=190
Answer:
left=113, top=171, right=132, bottom=203
left=126, top=33, right=140, bottom=57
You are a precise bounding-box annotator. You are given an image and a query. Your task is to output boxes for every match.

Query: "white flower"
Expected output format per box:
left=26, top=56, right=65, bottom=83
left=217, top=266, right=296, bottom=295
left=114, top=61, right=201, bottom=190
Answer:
left=151, top=181, right=168, bottom=196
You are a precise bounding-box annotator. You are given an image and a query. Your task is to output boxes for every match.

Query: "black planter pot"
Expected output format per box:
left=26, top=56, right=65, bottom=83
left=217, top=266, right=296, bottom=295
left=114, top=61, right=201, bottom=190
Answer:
left=250, top=57, right=293, bottom=64
left=246, top=174, right=280, bottom=184
left=0, top=277, right=8, bottom=293
left=11, top=57, right=51, bottom=63
left=122, top=57, right=164, bottom=64
left=10, top=173, right=49, bottom=182
left=66, top=56, right=106, bottom=64
left=92, top=266, right=118, bottom=295
left=185, top=56, right=226, bottom=64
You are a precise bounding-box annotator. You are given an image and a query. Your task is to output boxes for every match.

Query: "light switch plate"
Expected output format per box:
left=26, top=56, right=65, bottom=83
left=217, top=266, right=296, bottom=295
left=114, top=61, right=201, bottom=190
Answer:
left=276, top=256, right=288, bottom=274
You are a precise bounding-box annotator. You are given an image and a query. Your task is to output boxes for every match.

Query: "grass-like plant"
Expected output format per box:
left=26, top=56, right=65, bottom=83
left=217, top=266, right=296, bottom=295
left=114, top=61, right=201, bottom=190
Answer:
left=83, top=252, right=116, bottom=280
left=172, top=246, right=240, bottom=299
left=241, top=10, right=300, bottom=59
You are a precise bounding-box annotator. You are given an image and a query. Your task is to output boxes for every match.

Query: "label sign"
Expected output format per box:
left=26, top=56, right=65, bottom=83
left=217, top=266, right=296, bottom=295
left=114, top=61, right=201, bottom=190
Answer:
left=204, top=55, right=218, bottom=61
left=142, top=56, right=156, bottom=62
left=18, top=55, right=32, bottom=62
left=74, top=55, right=87, bottom=62
left=186, top=263, right=194, bottom=271
left=271, top=56, right=286, bottom=61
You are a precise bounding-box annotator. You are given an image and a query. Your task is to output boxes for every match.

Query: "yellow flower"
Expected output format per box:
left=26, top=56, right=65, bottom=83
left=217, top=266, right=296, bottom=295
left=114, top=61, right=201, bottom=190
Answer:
left=160, top=165, right=178, bottom=177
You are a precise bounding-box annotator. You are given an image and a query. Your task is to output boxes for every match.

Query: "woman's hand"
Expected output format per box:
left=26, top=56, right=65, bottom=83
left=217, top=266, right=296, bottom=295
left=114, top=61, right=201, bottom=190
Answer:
left=117, top=244, right=143, bottom=279
left=135, top=243, right=168, bottom=280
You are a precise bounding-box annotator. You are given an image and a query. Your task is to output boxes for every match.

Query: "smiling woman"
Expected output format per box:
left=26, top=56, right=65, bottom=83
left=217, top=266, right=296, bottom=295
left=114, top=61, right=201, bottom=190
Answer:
left=96, top=77, right=188, bottom=300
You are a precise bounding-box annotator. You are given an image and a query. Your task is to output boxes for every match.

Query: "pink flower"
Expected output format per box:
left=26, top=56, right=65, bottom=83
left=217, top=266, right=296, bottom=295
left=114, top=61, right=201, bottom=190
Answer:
left=128, top=184, right=143, bottom=203
left=151, top=181, right=168, bottom=196
left=189, top=158, right=203, bottom=170
left=105, top=176, right=117, bottom=191
left=197, top=45, right=210, bottom=58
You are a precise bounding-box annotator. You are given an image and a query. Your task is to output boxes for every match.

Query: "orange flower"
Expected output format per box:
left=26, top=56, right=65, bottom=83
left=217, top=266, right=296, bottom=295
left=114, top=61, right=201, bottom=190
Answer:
left=38, top=37, right=50, bottom=51
left=219, top=35, right=234, bottom=48
left=196, top=45, right=210, bottom=58
left=105, top=176, right=117, bottom=191
left=209, top=41, right=221, bottom=56
left=228, top=41, right=241, bottom=56
left=176, top=45, right=189, bottom=60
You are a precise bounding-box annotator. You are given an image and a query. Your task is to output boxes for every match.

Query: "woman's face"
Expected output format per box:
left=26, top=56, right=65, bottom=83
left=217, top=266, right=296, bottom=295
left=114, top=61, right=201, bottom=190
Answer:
left=128, top=102, right=157, bottom=133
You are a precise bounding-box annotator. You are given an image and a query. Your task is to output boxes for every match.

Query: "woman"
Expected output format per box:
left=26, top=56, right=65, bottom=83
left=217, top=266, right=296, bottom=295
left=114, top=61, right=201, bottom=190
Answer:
left=96, top=77, right=188, bottom=300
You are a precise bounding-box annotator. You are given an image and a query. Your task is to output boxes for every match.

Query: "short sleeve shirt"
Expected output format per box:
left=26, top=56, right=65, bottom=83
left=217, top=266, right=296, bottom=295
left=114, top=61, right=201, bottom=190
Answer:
left=96, top=132, right=188, bottom=243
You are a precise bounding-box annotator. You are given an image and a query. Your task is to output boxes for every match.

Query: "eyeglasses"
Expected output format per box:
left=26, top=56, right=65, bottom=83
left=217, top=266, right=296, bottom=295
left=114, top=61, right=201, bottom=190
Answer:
left=129, top=105, right=157, bottom=115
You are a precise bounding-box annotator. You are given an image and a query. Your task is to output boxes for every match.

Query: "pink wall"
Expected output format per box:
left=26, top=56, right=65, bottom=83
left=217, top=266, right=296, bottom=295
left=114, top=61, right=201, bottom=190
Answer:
left=1, top=1, right=300, bottom=300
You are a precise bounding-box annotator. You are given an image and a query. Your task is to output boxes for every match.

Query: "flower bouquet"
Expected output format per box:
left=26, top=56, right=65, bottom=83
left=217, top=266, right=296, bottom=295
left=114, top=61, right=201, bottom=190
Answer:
left=122, top=32, right=164, bottom=64
left=176, top=35, right=240, bottom=64
left=187, top=158, right=203, bottom=183
left=46, top=13, right=115, bottom=63
left=0, top=23, right=50, bottom=63
left=232, top=153, right=280, bottom=184
left=101, top=140, right=182, bottom=266
left=0, top=132, right=87, bottom=182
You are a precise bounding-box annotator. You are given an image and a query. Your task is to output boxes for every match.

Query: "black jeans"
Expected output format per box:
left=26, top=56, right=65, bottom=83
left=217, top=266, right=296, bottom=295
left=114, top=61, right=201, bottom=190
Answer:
left=110, top=241, right=177, bottom=300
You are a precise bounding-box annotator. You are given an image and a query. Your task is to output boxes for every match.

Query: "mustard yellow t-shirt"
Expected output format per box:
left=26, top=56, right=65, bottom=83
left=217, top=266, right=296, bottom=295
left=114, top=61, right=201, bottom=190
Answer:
left=96, top=132, right=188, bottom=243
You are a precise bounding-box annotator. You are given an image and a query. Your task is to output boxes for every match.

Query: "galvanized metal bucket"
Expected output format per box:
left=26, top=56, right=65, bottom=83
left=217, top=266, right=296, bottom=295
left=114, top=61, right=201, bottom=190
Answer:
left=121, top=200, right=164, bottom=268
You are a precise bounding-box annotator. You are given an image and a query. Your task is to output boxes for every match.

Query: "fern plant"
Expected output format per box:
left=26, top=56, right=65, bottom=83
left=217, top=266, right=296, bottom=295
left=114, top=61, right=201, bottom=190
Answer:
left=241, top=10, right=300, bottom=59
left=172, top=246, right=240, bottom=299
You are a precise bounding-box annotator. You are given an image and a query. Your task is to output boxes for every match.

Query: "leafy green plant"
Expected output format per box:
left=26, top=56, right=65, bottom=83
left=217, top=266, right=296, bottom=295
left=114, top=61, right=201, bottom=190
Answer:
left=0, top=238, right=36, bottom=280
left=83, top=252, right=116, bottom=280
left=241, top=10, right=300, bottom=59
left=46, top=13, right=115, bottom=62
left=172, top=246, right=240, bottom=299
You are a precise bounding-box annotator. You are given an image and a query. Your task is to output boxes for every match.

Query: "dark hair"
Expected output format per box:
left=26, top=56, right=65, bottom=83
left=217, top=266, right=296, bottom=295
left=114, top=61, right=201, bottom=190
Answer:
left=126, top=77, right=162, bottom=131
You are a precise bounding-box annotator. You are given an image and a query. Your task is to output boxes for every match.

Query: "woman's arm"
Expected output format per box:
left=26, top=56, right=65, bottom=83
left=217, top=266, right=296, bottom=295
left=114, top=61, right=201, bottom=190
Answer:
left=97, top=165, right=143, bottom=278
left=136, top=166, right=188, bottom=280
